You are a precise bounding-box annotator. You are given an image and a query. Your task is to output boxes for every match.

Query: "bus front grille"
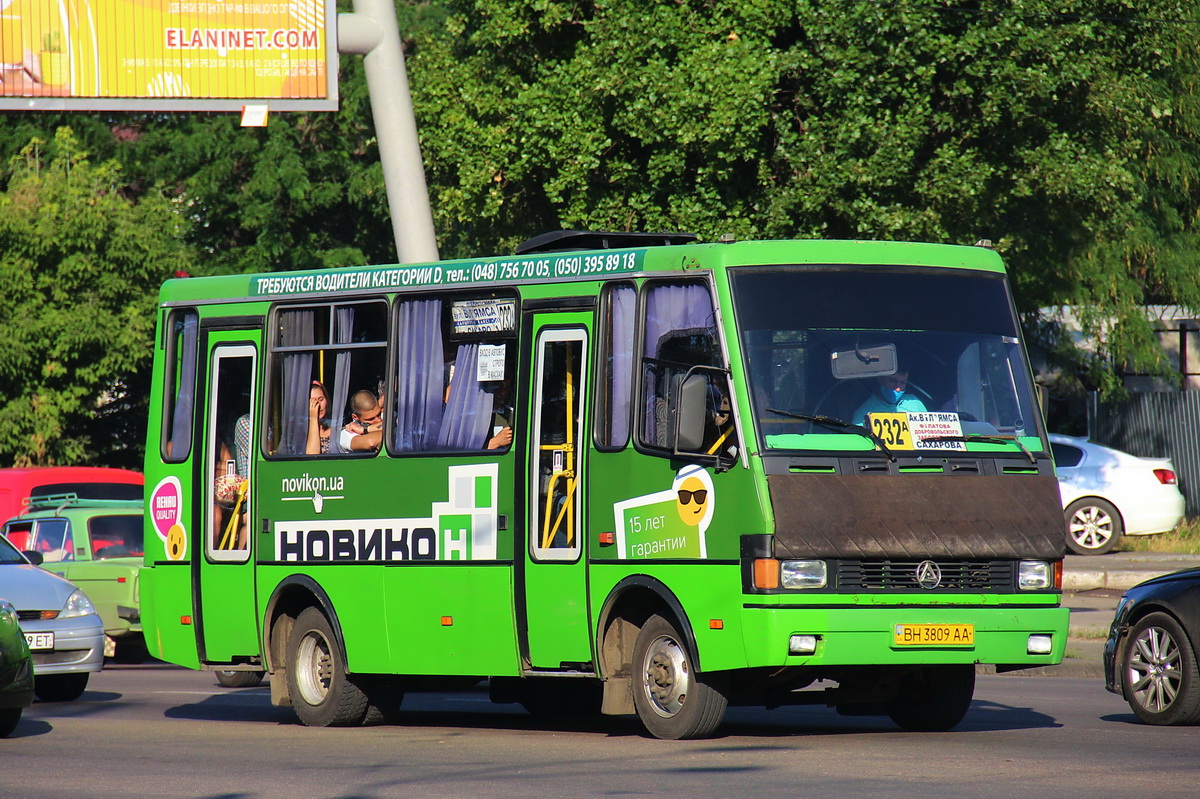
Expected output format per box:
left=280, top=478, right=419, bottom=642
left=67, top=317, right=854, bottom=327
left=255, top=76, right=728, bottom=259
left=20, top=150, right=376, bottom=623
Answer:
left=836, top=560, right=1016, bottom=592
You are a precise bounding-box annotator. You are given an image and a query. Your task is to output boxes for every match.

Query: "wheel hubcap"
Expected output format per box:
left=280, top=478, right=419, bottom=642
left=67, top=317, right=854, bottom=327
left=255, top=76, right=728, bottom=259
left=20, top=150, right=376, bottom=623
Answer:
left=296, top=630, right=334, bottom=706
left=1070, top=506, right=1113, bottom=550
left=641, top=634, right=690, bottom=718
left=1128, top=625, right=1182, bottom=714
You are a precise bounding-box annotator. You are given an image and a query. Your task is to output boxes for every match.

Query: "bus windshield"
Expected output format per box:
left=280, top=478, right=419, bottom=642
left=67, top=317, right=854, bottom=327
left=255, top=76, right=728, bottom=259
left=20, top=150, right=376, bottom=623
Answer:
left=730, top=266, right=1044, bottom=453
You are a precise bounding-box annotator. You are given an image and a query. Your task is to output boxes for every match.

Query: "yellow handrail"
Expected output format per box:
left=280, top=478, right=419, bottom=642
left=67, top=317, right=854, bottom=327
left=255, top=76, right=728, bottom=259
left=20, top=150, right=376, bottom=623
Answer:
left=218, top=480, right=249, bottom=550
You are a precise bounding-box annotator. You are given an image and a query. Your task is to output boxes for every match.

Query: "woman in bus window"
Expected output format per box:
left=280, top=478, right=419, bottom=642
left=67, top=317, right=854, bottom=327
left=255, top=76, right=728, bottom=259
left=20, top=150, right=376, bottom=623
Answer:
left=306, top=381, right=332, bottom=455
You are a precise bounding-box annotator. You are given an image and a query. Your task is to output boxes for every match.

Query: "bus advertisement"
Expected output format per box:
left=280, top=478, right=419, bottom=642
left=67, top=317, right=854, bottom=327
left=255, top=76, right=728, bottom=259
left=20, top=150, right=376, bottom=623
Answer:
left=141, top=233, right=1068, bottom=738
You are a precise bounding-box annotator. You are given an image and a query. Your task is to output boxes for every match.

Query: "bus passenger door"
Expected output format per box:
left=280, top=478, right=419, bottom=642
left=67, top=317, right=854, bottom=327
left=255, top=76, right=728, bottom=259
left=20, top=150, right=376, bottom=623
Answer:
left=195, top=335, right=260, bottom=664
left=521, top=317, right=592, bottom=670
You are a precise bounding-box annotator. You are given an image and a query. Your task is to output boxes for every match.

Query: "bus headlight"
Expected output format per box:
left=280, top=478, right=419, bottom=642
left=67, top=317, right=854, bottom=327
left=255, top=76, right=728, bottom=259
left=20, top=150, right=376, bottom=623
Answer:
left=1018, top=560, right=1051, bottom=590
left=780, top=560, right=827, bottom=589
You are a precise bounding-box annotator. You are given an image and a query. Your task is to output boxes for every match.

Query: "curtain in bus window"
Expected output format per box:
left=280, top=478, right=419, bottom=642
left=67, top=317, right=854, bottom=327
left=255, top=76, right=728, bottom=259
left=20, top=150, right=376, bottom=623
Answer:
left=278, top=309, right=315, bottom=455
left=642, top=284, right=716, bottom=445
left=394, top=299, right=445, bottom=452
left=168, top=312, right=199, bottom=458
left=606, top=285, right=635, bottom=447
left=438, top=343, right=495, bottom=450
left=326, top=306, right=355, bottom=455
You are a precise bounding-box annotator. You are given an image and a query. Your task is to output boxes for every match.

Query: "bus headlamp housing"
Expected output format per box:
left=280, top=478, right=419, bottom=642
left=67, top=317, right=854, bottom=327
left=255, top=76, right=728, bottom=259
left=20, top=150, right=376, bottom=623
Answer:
left=780, top=560, right=828, bottom=589
left=1018, top=560, right=1052, bottom=590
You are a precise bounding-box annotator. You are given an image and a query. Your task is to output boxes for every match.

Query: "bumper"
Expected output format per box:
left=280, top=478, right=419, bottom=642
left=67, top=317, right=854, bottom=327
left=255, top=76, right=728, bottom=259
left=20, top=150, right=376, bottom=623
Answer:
left=23, top=616, right=105, bottom=676
left=740, top=603, right=1070, bottom=669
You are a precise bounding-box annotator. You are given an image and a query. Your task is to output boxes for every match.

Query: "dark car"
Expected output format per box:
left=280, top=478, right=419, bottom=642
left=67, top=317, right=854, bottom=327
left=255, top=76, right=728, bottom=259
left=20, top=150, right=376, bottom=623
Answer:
left=0, top=598, right=35, bottom=737
left=1104, top=568, right=1200, bottom=725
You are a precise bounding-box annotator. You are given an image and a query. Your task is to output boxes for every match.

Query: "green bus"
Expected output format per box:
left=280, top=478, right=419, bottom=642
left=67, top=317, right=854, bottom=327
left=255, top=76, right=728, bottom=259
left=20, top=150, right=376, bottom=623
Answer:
left=141, top=232, right=1068, bottom=739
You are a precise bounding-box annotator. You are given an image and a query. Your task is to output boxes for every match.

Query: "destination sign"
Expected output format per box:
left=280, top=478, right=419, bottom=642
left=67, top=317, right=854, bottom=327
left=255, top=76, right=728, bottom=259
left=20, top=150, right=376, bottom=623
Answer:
left=250, top=249, right=645, bottom=297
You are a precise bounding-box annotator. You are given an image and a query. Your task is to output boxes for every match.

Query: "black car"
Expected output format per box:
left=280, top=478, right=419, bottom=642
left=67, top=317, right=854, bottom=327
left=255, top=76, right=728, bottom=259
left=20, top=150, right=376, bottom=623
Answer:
left=0, top=597, right=35, bottom=737
left=1105, top=568, right=1200, bottom=725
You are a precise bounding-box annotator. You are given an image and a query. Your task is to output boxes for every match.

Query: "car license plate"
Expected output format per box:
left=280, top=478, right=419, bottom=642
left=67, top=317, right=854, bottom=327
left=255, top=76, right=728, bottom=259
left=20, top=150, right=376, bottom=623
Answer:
left=24, top=631, right=54, bottom=651
left=893, top=623, right=974, bottom=646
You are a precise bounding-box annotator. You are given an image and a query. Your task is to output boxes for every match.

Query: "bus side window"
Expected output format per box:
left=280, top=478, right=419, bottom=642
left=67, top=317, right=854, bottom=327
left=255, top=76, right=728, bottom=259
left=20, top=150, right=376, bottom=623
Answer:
left=269, top=302, right=388, bottom=457
left=595, top=282, right=635, bottom=450
left=638, top=280, right=722, bottom=452
left=392, top=295, right=517, bottom=454
left=162, top=309, right=199, bottom=462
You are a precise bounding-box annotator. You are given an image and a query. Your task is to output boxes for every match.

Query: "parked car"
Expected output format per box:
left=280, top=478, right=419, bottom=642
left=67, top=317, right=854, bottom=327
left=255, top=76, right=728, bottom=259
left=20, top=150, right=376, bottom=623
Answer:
left=0, top=534, right=104, bottom=701
left=0, top=468, right=143, bottom=543
left=1050, top=433, right=1186, bottom=555
left=0, top=598, right=34, bottom=737
left=2, top=494, right=145, bottom=661
left=1105, top=568, right=1200, bottom=725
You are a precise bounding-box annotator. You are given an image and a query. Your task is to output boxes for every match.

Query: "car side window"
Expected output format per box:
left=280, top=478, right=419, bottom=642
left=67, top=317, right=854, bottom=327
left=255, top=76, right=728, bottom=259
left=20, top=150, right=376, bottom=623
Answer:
left=1051, top=442, right=1084, bottom=468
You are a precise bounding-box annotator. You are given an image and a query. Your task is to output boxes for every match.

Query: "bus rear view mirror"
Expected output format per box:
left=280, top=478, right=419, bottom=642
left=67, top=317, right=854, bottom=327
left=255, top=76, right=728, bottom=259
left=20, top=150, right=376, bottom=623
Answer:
left=831, top=344, right=896, bottom=379
left=674, top=374, right=708, bottom=453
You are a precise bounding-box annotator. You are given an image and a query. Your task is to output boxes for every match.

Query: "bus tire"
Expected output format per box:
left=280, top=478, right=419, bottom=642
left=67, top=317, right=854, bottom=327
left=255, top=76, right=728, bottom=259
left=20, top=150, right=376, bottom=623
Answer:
left=632, top=614, right=727, bottom=739
left=216, top=669, right=266, bottom=688
left=285, top=607, right=369, bottom=727
left=885, top=665, right=975, bottom=731
left=360, top=676, right=405, bottom=725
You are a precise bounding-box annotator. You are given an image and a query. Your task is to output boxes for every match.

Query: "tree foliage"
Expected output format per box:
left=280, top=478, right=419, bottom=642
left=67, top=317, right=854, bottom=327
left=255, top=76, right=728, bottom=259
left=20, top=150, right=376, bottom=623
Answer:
left=0, top=128, right=192, bottom=466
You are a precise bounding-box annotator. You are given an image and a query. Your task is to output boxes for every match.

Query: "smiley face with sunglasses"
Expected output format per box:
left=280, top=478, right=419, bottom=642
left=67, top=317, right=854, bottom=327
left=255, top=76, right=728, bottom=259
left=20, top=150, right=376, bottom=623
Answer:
left=673, top=464, right=715, bottom=530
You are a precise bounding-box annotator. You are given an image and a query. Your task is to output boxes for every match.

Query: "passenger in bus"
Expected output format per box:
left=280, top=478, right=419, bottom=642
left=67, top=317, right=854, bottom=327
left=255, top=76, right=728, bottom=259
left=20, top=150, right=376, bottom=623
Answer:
left=306, top=381, right=332, bottom=455
left=853, top=366, right=927, bottom=426
left=485, top=376, right=514, bottom=450
left=340, top=390, right=384, bottom=452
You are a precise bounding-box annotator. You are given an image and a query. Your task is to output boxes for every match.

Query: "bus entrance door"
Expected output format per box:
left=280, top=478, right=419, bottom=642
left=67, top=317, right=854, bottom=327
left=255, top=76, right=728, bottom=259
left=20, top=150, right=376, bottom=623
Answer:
left=195, top=334, right=261, bottom=664
left=521, top=316, right=592, bottom=670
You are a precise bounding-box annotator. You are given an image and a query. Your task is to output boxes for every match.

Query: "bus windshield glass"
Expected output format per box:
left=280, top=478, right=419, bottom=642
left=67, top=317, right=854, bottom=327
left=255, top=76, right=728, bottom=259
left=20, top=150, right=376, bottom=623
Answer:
left=730, top=266, right=1045, bottom=454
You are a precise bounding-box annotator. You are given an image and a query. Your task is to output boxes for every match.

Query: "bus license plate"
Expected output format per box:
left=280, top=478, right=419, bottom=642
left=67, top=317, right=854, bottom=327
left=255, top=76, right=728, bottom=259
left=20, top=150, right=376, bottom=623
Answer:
left=24, top=632, right=54, bottom=651
left=893, top=624, right=974, bottom=646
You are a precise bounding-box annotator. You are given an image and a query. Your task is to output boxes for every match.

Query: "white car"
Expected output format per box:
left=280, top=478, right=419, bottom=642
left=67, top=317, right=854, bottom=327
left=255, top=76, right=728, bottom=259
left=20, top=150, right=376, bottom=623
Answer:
left=0, top=533, right=104, bottom=700
left=1050, top=433, right=1186, bottom=555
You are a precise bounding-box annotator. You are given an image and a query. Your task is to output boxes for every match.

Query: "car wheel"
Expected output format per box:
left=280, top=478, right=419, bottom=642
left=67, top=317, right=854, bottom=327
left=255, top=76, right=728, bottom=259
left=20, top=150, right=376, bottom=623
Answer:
left=885, top=665, right=975, bottom=732
left=1121, top=612, right=1200, bottom=725
left=34, top=673, right=89, bottom=702
left=285, top=607, right=368, bottom=727
left=632, top=614, right=728, bottom=740
left=1065, top=498, right=1123, bottom=555
left=216, top=669, right=265, bottom=688
left=0, top=708, right=20, bottom=737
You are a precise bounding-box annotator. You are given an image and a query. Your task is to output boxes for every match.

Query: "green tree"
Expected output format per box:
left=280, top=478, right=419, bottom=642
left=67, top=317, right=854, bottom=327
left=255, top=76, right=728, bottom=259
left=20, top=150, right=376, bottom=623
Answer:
left=0, top=127, right=193, bottom=466
left=407, top=0, right=1200, bottom=390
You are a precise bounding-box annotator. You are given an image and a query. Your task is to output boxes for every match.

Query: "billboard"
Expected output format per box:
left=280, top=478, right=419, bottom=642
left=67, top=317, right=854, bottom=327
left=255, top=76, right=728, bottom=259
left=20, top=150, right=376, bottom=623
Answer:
left=0, top=0, right=337, bottom=111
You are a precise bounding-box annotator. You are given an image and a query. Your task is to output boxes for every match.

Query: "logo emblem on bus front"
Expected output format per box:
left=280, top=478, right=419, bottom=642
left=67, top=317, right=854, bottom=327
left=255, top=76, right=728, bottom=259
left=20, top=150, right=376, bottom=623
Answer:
left=915, top=560, right=942, bottom=589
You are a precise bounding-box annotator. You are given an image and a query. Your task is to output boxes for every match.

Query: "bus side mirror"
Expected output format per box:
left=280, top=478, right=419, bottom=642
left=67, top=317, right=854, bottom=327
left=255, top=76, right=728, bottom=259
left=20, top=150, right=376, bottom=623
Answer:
left=674, top=374, right=708, bottom=453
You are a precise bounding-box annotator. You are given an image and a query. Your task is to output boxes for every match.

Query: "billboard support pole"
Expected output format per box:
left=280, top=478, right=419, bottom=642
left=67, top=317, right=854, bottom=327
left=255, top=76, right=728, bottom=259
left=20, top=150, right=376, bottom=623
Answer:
left=339, top=2, right=439, bottom=264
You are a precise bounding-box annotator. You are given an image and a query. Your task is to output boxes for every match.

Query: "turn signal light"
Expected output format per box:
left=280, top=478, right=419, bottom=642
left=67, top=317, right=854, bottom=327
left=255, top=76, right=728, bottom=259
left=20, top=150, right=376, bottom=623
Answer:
left=753, top=559, right=780, bottom=589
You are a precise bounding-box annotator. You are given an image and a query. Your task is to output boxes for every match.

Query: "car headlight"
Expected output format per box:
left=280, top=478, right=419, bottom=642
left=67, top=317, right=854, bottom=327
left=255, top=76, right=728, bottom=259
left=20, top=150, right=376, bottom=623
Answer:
left=0, top=599, right=17, bottom=626
left=59, top=589, right=97, bottom=619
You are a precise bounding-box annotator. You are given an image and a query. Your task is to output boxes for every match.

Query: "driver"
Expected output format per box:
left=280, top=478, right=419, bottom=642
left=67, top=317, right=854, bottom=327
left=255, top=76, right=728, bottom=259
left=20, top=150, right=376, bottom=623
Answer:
left=854, top=366, right=926, bottom=426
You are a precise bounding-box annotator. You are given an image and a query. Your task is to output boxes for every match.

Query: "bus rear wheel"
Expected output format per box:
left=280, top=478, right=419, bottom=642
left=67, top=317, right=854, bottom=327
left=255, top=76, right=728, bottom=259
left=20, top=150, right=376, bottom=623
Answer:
left=285, top=607, right=369, bottom=727
left=885, top=665, right=975, bottom=731
left=632, top=615, right=727, bottom=740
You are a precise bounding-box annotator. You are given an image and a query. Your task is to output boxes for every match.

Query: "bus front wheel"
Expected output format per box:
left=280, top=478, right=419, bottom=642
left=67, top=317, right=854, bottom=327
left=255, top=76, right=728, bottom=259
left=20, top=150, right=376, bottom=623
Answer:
left=885, top=665, right=975, bottom=731
left=285, top=607, right=369, bottom=727
left=632, top=614, right=728, bottom=739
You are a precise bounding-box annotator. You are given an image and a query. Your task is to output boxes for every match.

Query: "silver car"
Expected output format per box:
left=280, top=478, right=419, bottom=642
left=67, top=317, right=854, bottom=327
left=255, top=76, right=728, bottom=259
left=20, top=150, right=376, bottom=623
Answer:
left=0, top=533, right=103, bottom=701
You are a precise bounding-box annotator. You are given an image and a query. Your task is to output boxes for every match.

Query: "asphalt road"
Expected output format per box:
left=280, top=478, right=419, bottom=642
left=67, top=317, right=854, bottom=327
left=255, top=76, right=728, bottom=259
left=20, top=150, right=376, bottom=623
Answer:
left=4, top=663, right=1199, bottom=799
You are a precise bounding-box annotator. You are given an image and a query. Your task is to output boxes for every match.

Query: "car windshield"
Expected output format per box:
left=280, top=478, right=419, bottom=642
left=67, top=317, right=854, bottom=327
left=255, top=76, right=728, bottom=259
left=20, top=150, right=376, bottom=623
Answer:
left=730, top=266, right=1045, bottom=454
left=0, top=534, right=26, bottom=564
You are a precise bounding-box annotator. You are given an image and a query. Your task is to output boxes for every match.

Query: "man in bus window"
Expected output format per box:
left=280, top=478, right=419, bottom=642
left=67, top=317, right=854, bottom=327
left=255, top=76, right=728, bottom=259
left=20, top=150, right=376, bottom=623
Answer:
left=853, top=364, right=927, bottom=426
left=340, top=390, right=384, bottom=452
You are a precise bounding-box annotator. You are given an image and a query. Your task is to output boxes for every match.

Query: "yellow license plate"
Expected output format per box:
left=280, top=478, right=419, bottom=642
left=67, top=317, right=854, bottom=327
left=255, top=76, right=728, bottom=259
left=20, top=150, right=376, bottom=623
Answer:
left=893, top=623, right=975, bottom=646
left=867, top=412, right=914, bottom=449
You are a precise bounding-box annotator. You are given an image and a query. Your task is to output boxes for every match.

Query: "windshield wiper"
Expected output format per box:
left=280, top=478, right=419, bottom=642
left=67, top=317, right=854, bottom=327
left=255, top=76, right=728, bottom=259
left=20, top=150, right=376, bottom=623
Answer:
left=767, top=408, right=895, bottom=462
left=919, top=434, right=1037, bottom=464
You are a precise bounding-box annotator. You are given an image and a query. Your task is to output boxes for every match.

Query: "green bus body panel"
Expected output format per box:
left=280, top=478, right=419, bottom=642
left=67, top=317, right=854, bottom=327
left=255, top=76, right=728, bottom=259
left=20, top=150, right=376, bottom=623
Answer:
left=142, top=238, right=1065, bottom=688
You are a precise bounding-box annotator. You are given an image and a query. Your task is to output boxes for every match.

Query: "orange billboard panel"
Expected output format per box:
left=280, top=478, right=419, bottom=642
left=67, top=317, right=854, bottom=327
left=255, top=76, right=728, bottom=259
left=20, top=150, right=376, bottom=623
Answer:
left=0, top=0, right=336, bottom=110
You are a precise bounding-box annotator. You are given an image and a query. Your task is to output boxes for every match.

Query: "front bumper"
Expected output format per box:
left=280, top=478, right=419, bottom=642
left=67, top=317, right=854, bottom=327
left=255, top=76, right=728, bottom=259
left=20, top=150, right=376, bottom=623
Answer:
left=21, top=615, right=105, bottom=676
left=740, top=603, right=1070, bottom=669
